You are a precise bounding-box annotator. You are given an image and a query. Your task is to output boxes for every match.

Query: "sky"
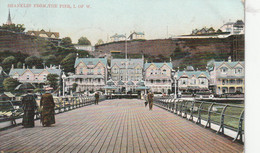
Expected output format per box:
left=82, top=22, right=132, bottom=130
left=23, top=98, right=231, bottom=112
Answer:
left=0, top=0, right=244, bottom=44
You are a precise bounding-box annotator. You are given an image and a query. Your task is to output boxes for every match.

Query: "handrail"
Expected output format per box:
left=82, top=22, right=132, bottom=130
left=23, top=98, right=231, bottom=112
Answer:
left=154, top=97, right=244, bottom=143
left=0, top=95, right=106, bottom=130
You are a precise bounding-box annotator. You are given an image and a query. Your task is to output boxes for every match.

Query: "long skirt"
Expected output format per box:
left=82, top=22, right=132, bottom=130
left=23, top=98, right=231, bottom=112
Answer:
left=41, top=107, right=55, bottom=126
left=149, top=101, right=153, bottom=110
left=22, top=110, right=35, bottom=128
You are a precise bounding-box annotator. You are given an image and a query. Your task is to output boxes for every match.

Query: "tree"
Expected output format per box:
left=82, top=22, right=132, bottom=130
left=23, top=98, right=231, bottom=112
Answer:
left=43, top=55, right=57, bottom=66
left=95, top=39, right=104, bottom=46
left=46, top=74, right=59, bottom=90
left=25, top=56, right=43, bottom=68
left=0, top=24, right=25, bottom=33
left=60, top=53, right=76, bottom=73
left=3, top=77, right=20, bottom=92
left=1, top=56, right=16, bottom=73
left=78, top=37, right=91, bottom=45
left=17, top=62, right=23, bottom=68
left=61, top=37, right=73, bottom=48
left=170, top=46, right=189, bottom=60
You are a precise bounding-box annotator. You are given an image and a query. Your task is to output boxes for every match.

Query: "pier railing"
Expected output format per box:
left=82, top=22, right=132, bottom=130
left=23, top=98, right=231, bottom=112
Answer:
left=154, top=97, right=244, bottom=143
left=0, top=95, right=106, bottom=130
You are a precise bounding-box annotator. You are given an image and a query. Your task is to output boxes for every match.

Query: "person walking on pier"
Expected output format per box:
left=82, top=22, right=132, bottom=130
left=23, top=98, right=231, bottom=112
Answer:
left=21, top=90, right=37, bottom=128
left=94, top=92, right=100, bottom=105
left=148, top=91, right=154, bottom=110
left=40, top=90, right=55, bottom=127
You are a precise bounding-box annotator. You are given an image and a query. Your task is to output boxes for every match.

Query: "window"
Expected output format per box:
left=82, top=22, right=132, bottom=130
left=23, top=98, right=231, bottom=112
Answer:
left=235, top=68, right=242, bottom=74
left=222, top=79, right=225, bottom=85
left=98, top=69, right=101, bottom=74
left=182, top=80, right=186, bottom=85
left=27, top=75, right=30, bottom=80
left=220, top=67, right=228, bottom=73
left=151, top=80, right=154, bottom=83
left=43, top=75, right=47, bottom=80
left=80, top=68, right=83, bottom=74
left=162, top=69, right=166, bottom=75
left=200, top=78, right=205, bottom=85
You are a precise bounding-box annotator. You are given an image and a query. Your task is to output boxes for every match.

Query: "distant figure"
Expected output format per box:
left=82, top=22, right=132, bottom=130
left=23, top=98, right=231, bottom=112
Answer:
left=147, top=91, right=154, bottom=110
left=21, top=90, right=37, bottom=128
left=95, top=92, right=99, bottom=105
left=40, top=91, right=55, bottom=127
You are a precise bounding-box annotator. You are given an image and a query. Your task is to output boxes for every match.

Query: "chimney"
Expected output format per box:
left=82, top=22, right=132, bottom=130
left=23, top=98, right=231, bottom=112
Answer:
left=50, top=64, right=52, bottom=69
left=59, top=65, right=61, bottom=69
left=11, top=64, right=14, bottom=69
left=76, top=53, right=79, bottom=59
left=170, top=57, right=172, bottom=62
left=228, top=56, right=232, bottom=62
left=32, top=66, right=36, bottom=69
left=146, top=60, right=148, bottom=63
left=23, top=63, right=25, bottom=69
left=178, top=67, right=179, bottom=72
left=142, top=54, right=144, bottom=61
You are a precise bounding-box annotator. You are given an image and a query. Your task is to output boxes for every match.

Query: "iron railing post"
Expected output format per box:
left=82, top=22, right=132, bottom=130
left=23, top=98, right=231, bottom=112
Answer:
left=217, top=105, right=228, bottom=134
left=205, top=103, right=215, bottom=128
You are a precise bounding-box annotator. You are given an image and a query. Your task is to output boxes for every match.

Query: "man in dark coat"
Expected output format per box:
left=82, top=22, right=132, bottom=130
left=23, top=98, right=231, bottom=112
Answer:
left=147, top=91, right=154, bottom=110
left=40, top=91, right=55, bottom=127
left=94, top=92, right=99, bottom=105
left=21, top=90, right=37, bottom=128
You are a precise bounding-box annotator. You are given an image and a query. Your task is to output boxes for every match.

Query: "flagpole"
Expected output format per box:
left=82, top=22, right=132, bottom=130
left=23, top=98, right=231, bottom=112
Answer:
left=125, top=33, right=128, bottom=94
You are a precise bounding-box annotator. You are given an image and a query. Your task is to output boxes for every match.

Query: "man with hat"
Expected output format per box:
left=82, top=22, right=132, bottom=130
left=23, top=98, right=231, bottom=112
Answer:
left=94, top=91, right=100, bottom=105
left=147, top=90, right=154, bottom=110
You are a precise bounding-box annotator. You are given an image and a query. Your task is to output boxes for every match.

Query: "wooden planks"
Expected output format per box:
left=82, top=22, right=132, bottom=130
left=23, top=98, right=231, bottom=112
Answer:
left=0, top=99, right=244, bottom=153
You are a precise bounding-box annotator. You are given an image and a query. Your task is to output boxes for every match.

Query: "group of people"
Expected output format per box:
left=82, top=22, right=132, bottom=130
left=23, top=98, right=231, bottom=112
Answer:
left=21, top=90, right=55, bottom=128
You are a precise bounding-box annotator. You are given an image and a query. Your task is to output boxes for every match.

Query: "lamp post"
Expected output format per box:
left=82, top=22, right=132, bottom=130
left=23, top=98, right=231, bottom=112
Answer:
left=62, top=72, right=66, bottom=97
left=174, top=75, right=177, bottom=99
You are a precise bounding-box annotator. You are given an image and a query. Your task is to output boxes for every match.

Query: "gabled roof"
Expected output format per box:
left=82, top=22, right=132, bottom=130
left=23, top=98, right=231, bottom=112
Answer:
left=144, top=62, right=173, bottom=70
left=74, top=58, right=107, bottom=68
left=106, top=79, right=115, bottom=86
left=110, top=34, right=126, bottom=38
left=111, top=58, right=144, bottom=69
left=177, top=71, right=210, bottom=80
left=117, top=80, right=125, bottom=85
left=9, top=68, right=61, bottom=76
left=127, top=80, right=135, bottom=85
left=131, top=32, right=144, bottom=35
left=26, top=29, right=60, bottom=38
left=3, top=92, right=15, bottom=98
left=212, top=61, right=244, bottom=69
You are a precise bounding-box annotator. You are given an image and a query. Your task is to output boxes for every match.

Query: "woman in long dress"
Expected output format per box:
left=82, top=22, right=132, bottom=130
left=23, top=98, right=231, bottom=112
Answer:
left=40, top=92, right=55, bottom=127
left=21, top=91, right=37, bottom=128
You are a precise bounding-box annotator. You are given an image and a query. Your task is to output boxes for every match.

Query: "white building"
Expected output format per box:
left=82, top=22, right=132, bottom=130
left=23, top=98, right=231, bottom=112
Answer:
left=220, top=20, right=244, bottom=35
left=208, top=57, right=245, bottom=95
left=9, top=64, right=62, bottom=88
left=65, top=57, right=108, bottom=93
left=74, top=45, right=95, bottom=52
left=129, top=31, right=145, bottom=40
left=110, top=34, right=126, bottom=42
left=144, top=62, right=173, bottom=94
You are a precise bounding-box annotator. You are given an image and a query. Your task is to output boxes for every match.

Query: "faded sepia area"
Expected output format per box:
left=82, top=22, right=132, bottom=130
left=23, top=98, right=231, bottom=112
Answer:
left=0, top=0, right=244, bottom=152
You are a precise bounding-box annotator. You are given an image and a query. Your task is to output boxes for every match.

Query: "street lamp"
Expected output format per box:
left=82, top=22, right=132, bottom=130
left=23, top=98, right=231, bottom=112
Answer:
left=174, top=75, right=177, bottom=99
left=61, top=72, right=66, bottom=97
